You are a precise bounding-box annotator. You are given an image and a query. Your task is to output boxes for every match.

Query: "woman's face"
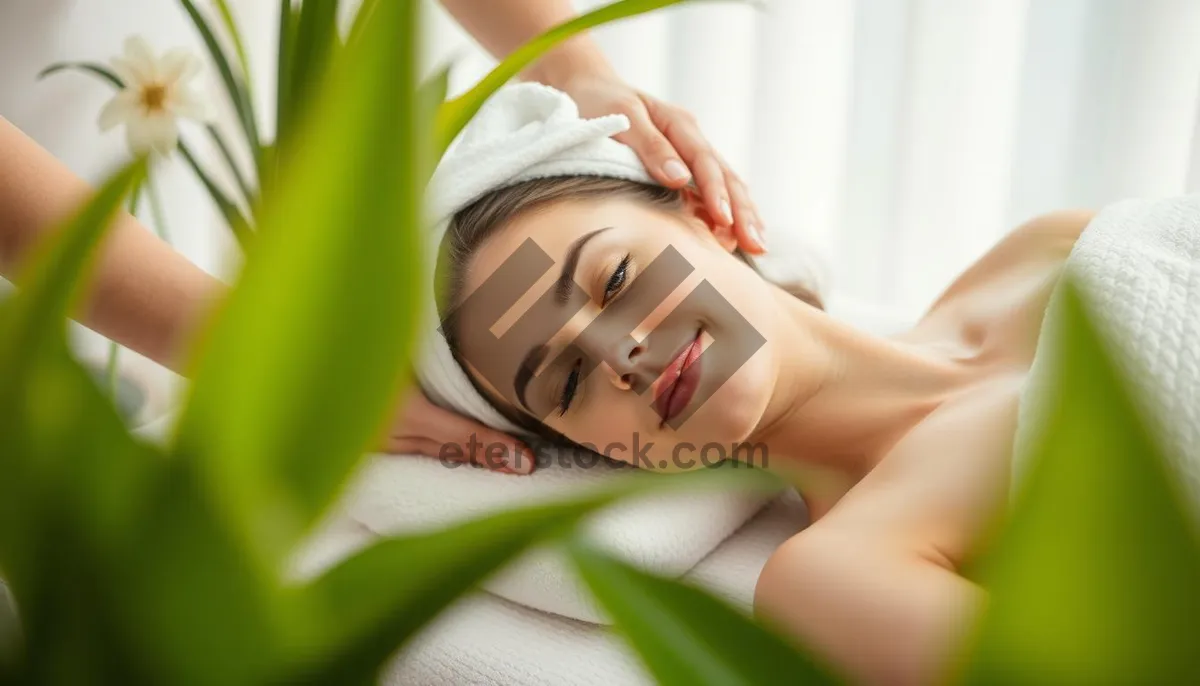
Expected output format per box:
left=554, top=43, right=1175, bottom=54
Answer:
left=452, top=194, right=784, bottom=471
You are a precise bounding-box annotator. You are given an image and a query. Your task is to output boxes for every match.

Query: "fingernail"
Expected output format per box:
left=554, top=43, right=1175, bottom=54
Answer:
left=748, top=223, right=767, bottom=250
left=663, top=159, right=690, bottom=182
left=720, top=199, right=733, bottom=225
left=504, top=447, right=533, bottom=475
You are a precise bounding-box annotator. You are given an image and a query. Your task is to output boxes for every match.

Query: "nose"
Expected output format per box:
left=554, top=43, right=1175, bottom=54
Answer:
left=603, top=336, right=649, bottom=391
left=566, top=313, right=654, bottom=392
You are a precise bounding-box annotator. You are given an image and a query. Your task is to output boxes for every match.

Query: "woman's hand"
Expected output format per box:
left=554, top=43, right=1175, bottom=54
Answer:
left=378, top=388, right=535, bottom=475
left=555, top=73, right=767, bottom=255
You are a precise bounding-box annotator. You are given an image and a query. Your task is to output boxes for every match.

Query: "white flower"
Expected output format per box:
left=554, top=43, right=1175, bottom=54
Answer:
left=99, top=35, right=210, bottom=157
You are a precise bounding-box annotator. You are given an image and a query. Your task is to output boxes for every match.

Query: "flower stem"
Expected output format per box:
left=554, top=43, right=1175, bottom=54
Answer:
left=107, top=176, right=145, bottom=403
left=145, top=173, right=171, bottom=243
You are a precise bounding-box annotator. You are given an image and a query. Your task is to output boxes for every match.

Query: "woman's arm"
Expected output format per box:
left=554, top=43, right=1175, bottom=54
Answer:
left=0, top=118, right=534, bottom=468
left=755, top=529, right=985, bottom=686
left=0, top=117, right=223, bottom=373
left=438, top=0, right=615, bottom=85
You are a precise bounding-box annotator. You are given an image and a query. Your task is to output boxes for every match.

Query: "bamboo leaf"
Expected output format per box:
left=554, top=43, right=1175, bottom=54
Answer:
left=436, top=0, right=720, bottom=154
left=178, top=0, right=262, bottom=169
left=568, top=539, right=840, bottom=685
left=416, top=66, right=450, bottom=186
left=206, top=123, right=256, bottom=205
left=213, top=0, right=253, bottom=91
left=172, top=0, right=424, bottom=559
left=38, top=61, right=123, bottom=90
left=956, top=279, right=1200, bottom=685
left=277, top=0, right=340, bottom=161
left=346, top=0, right=377, bottom=46
left=179, top=143, right=254, bottom=246
left=274, top=0, right=299, bottom=150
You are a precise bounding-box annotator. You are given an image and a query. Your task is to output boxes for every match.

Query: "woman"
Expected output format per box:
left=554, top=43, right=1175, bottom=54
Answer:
left=423, top=86, right=1095, bottom=685
left=0, top=0, right=756, bottom=472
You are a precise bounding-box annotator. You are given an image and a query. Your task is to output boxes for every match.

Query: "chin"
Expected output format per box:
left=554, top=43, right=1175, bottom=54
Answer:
left=650, top=358, right=773, bottom=473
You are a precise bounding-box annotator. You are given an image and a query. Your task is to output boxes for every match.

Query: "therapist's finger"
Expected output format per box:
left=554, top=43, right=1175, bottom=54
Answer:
left=644, top=99, right=733, bottom=230
left=611, top=104, right=693, bottom=189
left=724, top=166, right=766, bottom=253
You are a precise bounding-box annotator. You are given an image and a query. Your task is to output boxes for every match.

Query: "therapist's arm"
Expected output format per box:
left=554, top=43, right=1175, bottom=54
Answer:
left=0, top=117, right=222, bottom=373
left=0, top=118, right=533, bottom=470
left=438, top=0, right=767, bottom=254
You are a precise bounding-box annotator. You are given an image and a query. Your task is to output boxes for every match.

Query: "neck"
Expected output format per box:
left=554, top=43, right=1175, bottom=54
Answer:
left=748, top=290, right=971, bottom=501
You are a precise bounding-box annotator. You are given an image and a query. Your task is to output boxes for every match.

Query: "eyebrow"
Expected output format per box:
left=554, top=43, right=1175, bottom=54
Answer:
left=555, top=226, right=612, bottom=304
left=514, top=343, right=549, bottom=412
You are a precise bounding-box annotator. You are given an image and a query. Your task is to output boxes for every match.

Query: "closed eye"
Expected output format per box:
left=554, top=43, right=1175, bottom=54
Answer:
left=602, top=253, right=632, bottom=306
left=558, top=359, right=582, bottom=415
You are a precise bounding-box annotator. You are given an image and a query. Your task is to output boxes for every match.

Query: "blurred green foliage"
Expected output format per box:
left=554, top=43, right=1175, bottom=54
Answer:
left=8, top=1, right=1200, bottom=685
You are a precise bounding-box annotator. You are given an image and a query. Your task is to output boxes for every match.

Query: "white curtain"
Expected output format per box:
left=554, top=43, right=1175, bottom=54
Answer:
left=6, top=0, right=1199, bottom=324
left=429, top=0, right=1200, bottom=319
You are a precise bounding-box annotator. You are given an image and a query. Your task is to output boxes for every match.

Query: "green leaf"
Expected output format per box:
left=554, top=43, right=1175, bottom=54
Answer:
left=0, top=161, right=286, bottom=685
left=568, top=539, right=840, bottom=685
left=0, top=160, right=144, bottom=584
left=415, top=67, right=451, bottom=186
left=435, top=0, right=712, bottom=154
left=346, top=0, right=377, bottom=46
left=178, top=0, right=262, bottom=171
left=957, top=279, right=1200, bottom=685
left=274, top=0, right=299, bottom=142
left=178, top=144, right=254, bottom=246
left=172, top=0, right=424, bottom=560
left=213, top=0, right=253, bottom=91
left=38, top=61, right=123, bottom=89
left=206, top=123, right=256, bottom=205
left=276, top=0, right=340, bottom=165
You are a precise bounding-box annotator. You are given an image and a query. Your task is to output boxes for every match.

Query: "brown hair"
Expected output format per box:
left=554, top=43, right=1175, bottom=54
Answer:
left=435, top=176, right=823, bottom=441
left=438, top=176, right=823, bottom=315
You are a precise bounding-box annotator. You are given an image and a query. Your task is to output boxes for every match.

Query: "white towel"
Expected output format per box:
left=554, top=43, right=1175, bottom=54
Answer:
left=1013, top=194, right=1200, bottom=514
left=339, top=452, right=779, bottom=624
left=291, top=490, right=811, bottom=686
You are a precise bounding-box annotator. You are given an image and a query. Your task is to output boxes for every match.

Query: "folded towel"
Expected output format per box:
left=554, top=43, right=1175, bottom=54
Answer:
left=291, top=490, right=811, bottom=686
left=339, top=452, right=778, bottom=624
left=1013, top=194, right=1200, bottom=514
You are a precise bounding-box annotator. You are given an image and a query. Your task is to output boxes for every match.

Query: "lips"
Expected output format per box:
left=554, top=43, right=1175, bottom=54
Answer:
left=653, top=329, right=704, bottom=426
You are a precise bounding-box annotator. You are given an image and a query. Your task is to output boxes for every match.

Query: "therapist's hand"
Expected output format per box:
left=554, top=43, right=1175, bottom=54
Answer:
left=378, top=388, right=535, bottom=475
left=557, top=74, right=767, bottom=255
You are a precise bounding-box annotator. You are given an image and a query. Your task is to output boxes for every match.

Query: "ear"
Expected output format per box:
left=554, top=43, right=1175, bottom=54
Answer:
left=680, top=188, right=738, bottom=253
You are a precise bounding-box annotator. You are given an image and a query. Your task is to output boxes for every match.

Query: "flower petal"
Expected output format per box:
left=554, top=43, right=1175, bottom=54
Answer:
left=125, top=116, right=153, bottom=155
left=109, top=57, right=145, bottom=88
left=144, top=115, right=181, bottom=157
left=122, top=35, right=160, bottom=82
left=123, top=114, right=179, bottom=157
left=98, top=90, right=139, bottom=131
left=170, top=86, right=211, bottom=123
left=160, top=48, right=202, bottom=84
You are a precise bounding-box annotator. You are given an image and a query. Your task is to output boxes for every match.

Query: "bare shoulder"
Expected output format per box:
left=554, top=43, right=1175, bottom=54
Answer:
left=817, top=376, right=1025, bottom=563
left=922, top=209, right=1095, bottom=319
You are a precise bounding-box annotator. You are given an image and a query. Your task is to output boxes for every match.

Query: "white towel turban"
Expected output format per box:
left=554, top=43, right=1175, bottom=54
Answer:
left=415, top=82, right=657, bottom=434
